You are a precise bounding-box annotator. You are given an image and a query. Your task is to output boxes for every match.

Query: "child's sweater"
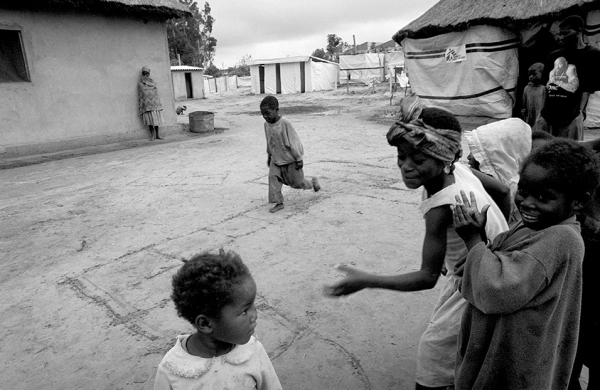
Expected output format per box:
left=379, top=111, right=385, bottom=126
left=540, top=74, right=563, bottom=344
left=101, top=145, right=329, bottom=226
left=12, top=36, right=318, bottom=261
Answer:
left=455, top=216, right=583, bottom=390
left=154, top=335, right=282, bottom=390
left=264, top=116, right=304, bottom=165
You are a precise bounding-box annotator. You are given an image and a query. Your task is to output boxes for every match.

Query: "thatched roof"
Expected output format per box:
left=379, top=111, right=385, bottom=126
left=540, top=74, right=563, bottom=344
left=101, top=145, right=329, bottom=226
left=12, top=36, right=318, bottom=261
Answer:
left=393, top=0, right=600, bottom=42
left=1, top=0, right=191, bottom=19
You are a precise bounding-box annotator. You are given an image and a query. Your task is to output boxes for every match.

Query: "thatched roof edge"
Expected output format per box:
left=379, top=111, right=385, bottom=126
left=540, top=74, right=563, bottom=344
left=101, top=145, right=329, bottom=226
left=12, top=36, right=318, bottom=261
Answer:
left=1, top=0, right=191, bottom=19
left=393, top=1, right=600, bottom=43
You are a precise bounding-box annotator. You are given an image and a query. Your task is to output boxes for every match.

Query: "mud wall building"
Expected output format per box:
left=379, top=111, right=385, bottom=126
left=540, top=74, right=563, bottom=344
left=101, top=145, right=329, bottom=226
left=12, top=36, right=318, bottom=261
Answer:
left=0, top=1, right=189, bottom=157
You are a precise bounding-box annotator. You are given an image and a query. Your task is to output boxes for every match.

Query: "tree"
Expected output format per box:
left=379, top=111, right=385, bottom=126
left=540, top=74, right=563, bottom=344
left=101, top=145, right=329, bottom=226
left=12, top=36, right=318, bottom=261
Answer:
left=167, top=1, right=217, bottom=67
left=311, top=48, right=327, bottom=60
left=226, top=54, right=251, bottom=77
left=325, top=34, right=348, bottom=62
left=204, top=63, right=221, bottom=77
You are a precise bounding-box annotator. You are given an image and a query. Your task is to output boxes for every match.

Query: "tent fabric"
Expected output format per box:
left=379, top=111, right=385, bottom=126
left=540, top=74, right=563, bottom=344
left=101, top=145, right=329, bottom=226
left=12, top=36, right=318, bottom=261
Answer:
left=238, top=76, right=251, bottom=87
left=279, top=62, right=296, bottom=93
left=264, top=64, right=277, bottom=94
left=339, top=53, right=385, bottom=84
left=227, top=75, right=238, bottom=90
left=217, top=77, right=227, bottom=92
left=311, top=61, right=337, bottom=91
left=584, top=10, right=600, bottom=129
left=402, top=25, right=519, bottom=118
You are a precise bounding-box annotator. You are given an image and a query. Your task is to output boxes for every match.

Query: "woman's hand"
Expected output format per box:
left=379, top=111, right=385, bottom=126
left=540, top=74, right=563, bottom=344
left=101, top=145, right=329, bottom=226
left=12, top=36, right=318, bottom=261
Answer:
left=323, top=264, right=370, bottom=297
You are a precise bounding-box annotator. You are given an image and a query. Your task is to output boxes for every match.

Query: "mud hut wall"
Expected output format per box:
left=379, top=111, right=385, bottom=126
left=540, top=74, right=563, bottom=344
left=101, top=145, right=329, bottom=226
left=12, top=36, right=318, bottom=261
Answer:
left=0, top=9, right=177, bottom=155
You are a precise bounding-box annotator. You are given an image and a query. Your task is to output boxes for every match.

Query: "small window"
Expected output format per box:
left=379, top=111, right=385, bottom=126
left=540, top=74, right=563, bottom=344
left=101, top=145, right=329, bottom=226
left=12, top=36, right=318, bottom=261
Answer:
left=0, top=29, right=30, bottom=82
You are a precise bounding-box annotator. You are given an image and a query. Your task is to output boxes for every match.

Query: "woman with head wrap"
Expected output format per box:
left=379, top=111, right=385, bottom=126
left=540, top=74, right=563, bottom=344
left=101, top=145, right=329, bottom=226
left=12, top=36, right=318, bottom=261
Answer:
left=326, top=94, right=509, bottom=389
left=138, top=66, right=164, bottom=141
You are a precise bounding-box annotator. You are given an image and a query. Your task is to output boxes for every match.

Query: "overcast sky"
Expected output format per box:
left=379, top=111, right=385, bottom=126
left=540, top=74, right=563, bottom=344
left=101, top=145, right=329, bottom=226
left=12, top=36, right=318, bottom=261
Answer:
left=208, top=0, right=439, bottom=68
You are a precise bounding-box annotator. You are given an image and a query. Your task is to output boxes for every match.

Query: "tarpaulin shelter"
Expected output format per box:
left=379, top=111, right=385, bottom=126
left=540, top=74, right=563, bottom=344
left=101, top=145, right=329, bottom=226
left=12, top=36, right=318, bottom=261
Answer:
left=339, top=52, right=405, bottom=85
left=393, top=0, right=600, bottom=120
left=339, top=53, right=385, bottom=84
left=248, top=56, right=339, bottom=94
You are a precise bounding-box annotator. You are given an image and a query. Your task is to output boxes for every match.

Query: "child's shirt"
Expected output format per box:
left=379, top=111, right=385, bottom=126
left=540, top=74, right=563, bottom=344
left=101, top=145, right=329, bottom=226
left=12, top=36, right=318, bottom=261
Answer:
left=455, top=217, right=583, bottom=390
left=264, top=116, right=304, bottom=166
left=522, top=83, right=546, bottom=128
left=419, top=163, right=509, bottom=275
left=153, top=335, right=283, bottom=390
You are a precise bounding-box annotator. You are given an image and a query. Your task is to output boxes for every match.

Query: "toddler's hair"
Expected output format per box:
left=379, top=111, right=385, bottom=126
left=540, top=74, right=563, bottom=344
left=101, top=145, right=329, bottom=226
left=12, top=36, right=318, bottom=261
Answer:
left=529, top=62, right=544, bottom=72
left=421, top=107, right=462, bottom=133
left=260, top=95, right=279, bottom=109
left=531, top=130, right=554, bottom=142
left=171, top=249, right=251, bottom=323
left=522, top=139, right=600, bottom=199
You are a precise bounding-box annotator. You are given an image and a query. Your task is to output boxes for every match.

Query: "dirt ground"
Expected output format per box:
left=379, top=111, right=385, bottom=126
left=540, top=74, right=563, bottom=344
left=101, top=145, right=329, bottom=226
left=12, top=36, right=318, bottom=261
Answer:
left=0, top=85, right=589, bottom=389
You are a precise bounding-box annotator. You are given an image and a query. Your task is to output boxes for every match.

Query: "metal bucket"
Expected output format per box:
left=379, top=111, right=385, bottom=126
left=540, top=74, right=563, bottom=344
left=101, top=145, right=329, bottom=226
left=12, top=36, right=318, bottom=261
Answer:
left=189, top=111, right=215, bottom=133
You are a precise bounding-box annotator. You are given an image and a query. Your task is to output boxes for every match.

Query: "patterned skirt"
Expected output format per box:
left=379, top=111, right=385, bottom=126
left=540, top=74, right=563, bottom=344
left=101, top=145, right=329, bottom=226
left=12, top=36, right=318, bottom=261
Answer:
left=141, top=110, right=164, bottom=126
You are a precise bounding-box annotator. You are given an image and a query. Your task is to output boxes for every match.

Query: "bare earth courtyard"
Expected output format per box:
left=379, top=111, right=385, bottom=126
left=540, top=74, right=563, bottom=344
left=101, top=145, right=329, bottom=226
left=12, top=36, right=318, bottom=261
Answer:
left=3, top=86, right=588, bottom=389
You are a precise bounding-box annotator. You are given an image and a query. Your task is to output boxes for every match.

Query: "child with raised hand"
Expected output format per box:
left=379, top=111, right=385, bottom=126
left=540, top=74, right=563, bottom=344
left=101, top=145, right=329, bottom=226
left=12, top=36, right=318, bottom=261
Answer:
left=452, top=139, right=599, bottom=390
left=261, top=95, right=320, bottom=213
left=325, top=94, right=508, bottom=390
left=153, top=249, right=282, bottom=390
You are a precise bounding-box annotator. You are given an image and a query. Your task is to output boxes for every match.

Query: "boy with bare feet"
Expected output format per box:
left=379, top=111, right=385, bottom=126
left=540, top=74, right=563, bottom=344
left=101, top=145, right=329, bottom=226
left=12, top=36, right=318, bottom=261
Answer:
left=260, top=96, right=320, bottom=213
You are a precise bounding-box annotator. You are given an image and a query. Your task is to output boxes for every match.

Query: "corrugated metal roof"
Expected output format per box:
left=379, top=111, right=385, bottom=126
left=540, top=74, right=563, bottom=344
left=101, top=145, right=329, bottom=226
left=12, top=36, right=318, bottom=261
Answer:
left=171, top=65, right=204, bottom=71
left=248, top=55, right=339, bottom=66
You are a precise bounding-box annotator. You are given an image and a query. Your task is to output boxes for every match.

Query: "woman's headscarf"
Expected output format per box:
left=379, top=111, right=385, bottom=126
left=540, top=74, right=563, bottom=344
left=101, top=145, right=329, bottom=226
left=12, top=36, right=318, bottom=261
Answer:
left=386, top=94, right=461, bottom=164
left=140, top=66, right=156, bottom=89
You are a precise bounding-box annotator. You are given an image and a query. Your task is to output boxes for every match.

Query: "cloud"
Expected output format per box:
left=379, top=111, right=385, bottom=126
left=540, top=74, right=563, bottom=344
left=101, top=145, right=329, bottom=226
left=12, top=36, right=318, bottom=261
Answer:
left=206, top=0, right=439, bottom=67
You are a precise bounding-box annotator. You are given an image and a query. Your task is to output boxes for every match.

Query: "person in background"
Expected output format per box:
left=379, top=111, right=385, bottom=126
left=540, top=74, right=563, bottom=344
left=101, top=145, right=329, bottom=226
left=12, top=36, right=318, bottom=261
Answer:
left=465, top=118, right=532, bottom=225
left=138, top=66, right=164, bottom=141
left=537, top=15, right=600, bottom=140
left=521, top=63, right=546, bottom=129
left=261, top=95, right=321, bottom=213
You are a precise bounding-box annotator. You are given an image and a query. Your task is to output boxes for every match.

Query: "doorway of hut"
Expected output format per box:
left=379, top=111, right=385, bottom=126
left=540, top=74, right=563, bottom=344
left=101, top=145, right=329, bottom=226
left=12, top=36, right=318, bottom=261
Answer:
left=185, top=72, right=193, bottom=98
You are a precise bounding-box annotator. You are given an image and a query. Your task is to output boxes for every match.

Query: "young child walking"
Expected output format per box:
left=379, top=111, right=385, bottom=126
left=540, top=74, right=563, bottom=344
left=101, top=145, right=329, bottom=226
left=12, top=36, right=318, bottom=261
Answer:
left=521, top=62, right=546, bottom=130
left=261, top=96, right=320, bottom=213
left=325, top=94, right=508, bottom=389
left=153, top=249, right=283, bottom=390
left=452, top=139, right=599, bottom=390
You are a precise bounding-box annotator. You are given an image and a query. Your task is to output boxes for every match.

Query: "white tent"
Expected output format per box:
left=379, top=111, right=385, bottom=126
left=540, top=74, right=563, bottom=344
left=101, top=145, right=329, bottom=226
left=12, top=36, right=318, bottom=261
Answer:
left=248, top=56, right=339, bottom=94
left=402, top=25, right=519, bottom=118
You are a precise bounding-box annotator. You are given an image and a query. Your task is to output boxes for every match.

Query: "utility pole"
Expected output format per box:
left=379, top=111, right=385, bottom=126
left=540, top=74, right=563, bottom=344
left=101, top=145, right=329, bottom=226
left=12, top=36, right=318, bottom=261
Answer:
left=353, top=35, right=356, bottom=54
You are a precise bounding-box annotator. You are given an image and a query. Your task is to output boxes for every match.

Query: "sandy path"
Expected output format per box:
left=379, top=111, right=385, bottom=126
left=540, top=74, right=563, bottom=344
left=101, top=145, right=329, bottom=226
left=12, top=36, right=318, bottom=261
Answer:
left=1, top=86, right=466, bottom=389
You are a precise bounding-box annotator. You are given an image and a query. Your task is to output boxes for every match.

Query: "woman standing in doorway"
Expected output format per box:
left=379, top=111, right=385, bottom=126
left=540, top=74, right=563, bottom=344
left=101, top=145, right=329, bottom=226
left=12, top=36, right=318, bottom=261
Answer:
left=138, top=66, right=164, bottom=141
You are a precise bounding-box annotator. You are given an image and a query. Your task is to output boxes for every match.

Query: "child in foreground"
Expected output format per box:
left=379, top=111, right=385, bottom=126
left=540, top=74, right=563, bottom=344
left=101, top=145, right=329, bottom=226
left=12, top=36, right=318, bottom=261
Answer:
left=153, top=249, right=282, bottom=390
left=452, top=139, right=599, bottom=390
left=325, top=94, right=508, bottom=389
left=261, top=96, right=320, bottom=213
